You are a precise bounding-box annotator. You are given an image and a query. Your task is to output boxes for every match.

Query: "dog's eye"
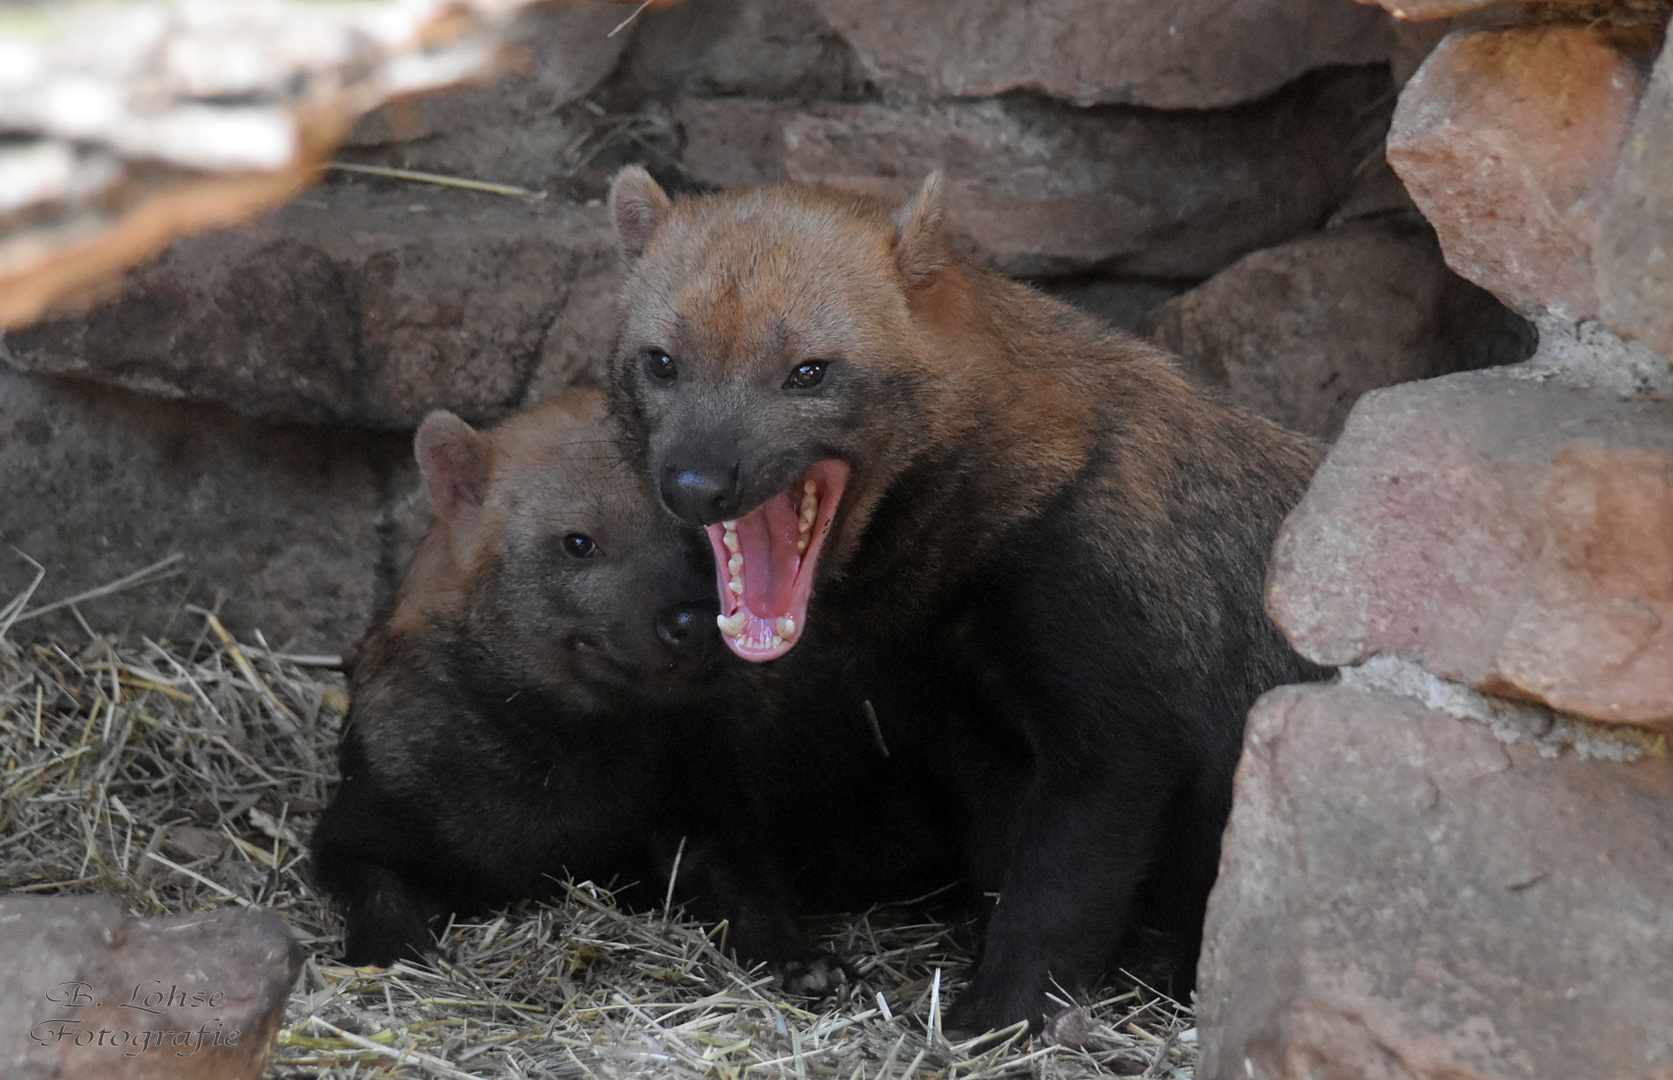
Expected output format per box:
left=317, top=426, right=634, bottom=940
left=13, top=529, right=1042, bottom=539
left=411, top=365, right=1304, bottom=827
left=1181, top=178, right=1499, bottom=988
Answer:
left=646, top=351, right=678, bottom=382
left=562, top=533, right=598, bottom=558
left=784, top=360, right=828, bottom=390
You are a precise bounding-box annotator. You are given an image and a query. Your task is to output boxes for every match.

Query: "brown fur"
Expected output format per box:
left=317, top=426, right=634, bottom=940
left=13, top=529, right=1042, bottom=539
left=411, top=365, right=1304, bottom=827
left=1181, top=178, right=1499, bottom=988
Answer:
left=606, top=169, right=1326, bottom=1032
left=312, top=390, right=951, bottom=989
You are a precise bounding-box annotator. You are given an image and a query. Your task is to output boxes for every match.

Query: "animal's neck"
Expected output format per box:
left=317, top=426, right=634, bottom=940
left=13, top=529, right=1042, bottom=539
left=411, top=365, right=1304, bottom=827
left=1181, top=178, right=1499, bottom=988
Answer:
left=917, top=264, right=1104, bottom=500
left=817, top=267, right=1110, bottom=623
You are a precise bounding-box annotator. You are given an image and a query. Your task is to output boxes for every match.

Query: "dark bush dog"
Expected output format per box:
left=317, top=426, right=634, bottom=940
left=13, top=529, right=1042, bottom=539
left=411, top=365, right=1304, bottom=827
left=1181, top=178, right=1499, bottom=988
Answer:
left=309, top=391, right=854, bottom=986
left=605, top=168, right=1327, bottom=1033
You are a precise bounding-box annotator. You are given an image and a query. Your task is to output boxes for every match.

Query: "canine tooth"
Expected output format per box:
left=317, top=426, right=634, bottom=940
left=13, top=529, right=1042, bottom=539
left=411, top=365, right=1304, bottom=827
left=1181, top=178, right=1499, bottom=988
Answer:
left=716, top=611, right=747, bottom=635
left=728, top=553, right=743, bottom=575
left=775, top=616, right=796, bottom=639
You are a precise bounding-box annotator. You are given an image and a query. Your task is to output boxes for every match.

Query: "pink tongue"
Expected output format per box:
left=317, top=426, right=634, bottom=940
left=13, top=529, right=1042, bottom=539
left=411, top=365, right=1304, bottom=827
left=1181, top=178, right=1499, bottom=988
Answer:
left=732, top=488, right=804, bottom=618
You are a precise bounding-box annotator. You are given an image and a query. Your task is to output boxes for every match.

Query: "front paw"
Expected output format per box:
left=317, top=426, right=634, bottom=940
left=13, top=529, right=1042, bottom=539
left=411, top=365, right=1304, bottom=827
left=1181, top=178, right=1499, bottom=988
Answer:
left=772, top=952, right=853, bottom=997
left=942, top=978, right=1050, bottom=1041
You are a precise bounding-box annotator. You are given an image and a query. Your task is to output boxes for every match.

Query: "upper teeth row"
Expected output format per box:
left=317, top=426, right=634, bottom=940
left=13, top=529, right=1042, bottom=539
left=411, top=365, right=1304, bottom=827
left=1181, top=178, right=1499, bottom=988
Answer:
left=797, top=479, right=816, bottom=554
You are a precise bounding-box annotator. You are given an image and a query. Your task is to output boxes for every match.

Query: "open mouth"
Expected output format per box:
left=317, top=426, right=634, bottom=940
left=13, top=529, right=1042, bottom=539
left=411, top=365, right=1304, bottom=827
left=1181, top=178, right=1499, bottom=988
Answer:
left=707, top=459, right=848, bottom=662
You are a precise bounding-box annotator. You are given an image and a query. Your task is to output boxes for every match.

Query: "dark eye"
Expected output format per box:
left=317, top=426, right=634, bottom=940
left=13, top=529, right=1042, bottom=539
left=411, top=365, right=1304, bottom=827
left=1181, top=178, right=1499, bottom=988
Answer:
left=562, top=533, right=598, bottom=559
left=784, top=360, right=828, bottom=390
left=645, top=351, right=677, bottom=383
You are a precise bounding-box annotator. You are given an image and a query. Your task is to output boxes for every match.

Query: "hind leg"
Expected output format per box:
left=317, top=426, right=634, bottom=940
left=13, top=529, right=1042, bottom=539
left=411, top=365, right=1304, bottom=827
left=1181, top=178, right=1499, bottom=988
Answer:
left=674, top=836, right=853, bottom=996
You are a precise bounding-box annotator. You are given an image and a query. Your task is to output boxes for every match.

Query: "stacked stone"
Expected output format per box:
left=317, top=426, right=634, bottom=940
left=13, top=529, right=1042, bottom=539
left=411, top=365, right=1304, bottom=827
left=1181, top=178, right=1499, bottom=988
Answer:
left=1197, top=4, right=1673, bottom=1077
left=5, top=0, right=1459, bottom=649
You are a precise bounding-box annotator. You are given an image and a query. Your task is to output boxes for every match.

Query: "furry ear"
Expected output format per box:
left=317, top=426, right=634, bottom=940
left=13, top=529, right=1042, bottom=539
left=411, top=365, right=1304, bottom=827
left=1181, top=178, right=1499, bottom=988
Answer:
left=893, top=171, right=947, bottom=287
left=414, top=411, right=491, bottom=523
left=609, top=165, right=672, bottom=262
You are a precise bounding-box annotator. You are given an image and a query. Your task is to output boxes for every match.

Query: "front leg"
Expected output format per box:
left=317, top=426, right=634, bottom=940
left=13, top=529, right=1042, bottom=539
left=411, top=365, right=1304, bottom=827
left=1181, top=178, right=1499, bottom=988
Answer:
left=944, top=752, right=1178, bottom=1034
left=668, top=835, right=851, bottom=996
left=316, top=855, right=454, bottom=967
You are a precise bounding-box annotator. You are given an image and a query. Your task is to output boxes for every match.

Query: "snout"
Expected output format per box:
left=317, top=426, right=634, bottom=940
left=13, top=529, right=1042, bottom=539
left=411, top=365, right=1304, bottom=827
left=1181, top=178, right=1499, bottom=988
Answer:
left=660, top=461, right=741, bottom=526
left=655, top=600, right=720, bottom=659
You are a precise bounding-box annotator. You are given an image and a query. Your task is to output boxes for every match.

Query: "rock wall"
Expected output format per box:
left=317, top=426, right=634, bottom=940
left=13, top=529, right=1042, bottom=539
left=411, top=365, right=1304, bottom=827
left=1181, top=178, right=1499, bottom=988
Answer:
left=1198, top=2, right=1673, bottom=1076
left=6, top=0, right=1528, bottom=649
left=2, top=1, right=1669, bottom=1071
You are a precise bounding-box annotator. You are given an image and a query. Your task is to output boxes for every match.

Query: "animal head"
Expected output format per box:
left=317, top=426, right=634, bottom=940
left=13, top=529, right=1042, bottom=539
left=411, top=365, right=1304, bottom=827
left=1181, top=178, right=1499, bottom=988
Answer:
left=606, top=168, right=958, bottom=662
left=397, top=391, right=721, bottom=710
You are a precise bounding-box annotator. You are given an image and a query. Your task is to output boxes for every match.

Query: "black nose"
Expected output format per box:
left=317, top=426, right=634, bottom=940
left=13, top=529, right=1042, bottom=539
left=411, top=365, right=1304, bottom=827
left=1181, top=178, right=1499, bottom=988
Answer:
left=660, top=462, right=740, bottom=525
left=656, top=602, right=716, bottom=656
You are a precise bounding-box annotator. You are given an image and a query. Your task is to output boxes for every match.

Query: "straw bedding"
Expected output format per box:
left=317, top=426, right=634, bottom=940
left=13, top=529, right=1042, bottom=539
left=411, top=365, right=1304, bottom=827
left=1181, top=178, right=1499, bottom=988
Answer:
left=0, top=569, right=1197, bottom=1079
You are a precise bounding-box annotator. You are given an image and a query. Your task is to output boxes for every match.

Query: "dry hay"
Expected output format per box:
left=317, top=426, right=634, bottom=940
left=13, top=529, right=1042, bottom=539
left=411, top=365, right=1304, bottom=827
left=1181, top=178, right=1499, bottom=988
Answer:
left=0, top=572, right=1198, bottom=1080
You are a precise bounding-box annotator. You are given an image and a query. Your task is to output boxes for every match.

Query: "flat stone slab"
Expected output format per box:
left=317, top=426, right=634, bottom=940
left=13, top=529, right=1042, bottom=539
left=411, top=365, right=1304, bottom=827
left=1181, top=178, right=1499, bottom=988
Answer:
left=1267, top=365, right=1673, bottom=727
left=679, top=67, right=1394, bottom=279
left=806, top=0, right=1396, bottom=109
left=4, top=182, right=619, bottom=430
left=0, top=895, right=302, bottom=1080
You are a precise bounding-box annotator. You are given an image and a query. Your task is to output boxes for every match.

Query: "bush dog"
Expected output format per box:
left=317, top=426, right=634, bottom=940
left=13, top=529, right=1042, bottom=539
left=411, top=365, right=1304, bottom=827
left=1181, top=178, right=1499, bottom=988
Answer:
left=310, top=391, right=873, bottom=991
left=604, top=168, right=1326, bottom=1033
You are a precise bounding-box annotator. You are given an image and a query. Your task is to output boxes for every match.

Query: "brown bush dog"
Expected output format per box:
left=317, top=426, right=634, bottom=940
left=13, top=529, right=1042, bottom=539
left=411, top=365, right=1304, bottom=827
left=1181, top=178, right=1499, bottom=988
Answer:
left=605, top=168, right=1329, bottom=1033
left=308, top=391, right=897, bottom=991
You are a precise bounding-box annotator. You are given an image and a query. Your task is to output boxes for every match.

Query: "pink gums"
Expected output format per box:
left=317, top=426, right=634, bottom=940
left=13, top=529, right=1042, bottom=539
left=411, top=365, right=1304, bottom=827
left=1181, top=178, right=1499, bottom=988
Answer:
left=707, top=459, right=849, bottom=662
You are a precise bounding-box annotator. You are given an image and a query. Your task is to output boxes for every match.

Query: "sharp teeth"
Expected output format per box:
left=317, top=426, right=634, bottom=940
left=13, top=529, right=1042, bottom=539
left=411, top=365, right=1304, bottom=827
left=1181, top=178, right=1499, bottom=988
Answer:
left=769, top=635, right=782, bottom=649
left=716, top=611, right=747, bottom=636
left=722, top=529, right=739, bottom=554
left=775, top=616, right=796, bottom=639
left=728, top=579, right=743, bottom=595
left=803, top=480, right=816, bottom=496
left=722, top=519, right=737, bottom=529
left=797, top=537, right=808, bottom=554
left=728, top=553, right=743, bottom=575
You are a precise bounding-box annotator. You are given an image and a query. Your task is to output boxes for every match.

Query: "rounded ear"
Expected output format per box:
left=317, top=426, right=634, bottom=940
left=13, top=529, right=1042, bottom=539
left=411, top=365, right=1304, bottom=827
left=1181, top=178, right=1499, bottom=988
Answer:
left=893, top=171, right=946, bottom=287
left=609, top=165, right=672, bottom=262
left=414, top=411, right=491, bottom=521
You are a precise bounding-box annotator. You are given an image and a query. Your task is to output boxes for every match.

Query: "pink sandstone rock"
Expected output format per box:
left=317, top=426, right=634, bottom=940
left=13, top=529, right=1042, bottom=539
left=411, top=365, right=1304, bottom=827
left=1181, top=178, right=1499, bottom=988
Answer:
left=1267, top=367, right=1673, bottom=727
left=1387, top=22, right=1658, bottom=319
left=1198, top=682, right=1673, bottom=1080
left=1598, top=28, right=1673, bottom=361
left=806, top=0, right=1397, bottom=109
left=0, top=895, right=302, bottom=1080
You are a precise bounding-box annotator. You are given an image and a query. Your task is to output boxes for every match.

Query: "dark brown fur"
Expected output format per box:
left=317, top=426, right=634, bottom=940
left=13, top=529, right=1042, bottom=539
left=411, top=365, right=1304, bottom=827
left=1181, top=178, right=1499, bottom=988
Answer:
left=309, top=392, right=870, bottom=986
left=606, top=170, right=1327, bottom=1032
